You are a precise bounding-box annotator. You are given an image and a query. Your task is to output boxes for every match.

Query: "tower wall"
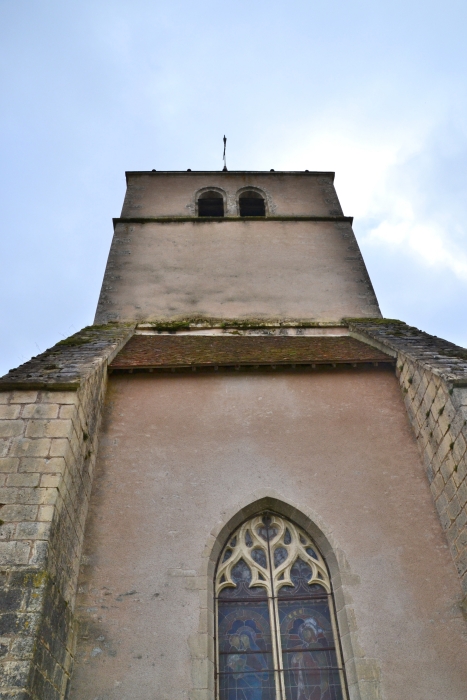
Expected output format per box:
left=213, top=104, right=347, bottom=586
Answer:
left=95, top=172, right=380, bottom=324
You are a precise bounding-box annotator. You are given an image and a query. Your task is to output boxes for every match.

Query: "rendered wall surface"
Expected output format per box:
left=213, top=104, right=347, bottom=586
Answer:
left=120, top=172, right=343, bottom=218
left=96, top=220, right=378, bottom=324
left=69, top=370, right=467, bottom=700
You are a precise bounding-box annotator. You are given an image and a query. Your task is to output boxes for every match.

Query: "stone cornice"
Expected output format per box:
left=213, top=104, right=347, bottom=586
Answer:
left=347, top=318, right=467, bottom=386
left=112, top=215, right=354, bottom=228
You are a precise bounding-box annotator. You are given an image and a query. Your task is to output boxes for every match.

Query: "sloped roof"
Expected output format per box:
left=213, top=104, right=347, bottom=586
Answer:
left=109, top=334, right=392, bottom=370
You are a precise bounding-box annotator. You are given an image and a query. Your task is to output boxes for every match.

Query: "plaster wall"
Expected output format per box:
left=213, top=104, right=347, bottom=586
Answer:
left=120, top=172, right=342, bottom=218
left=70, top=370, right=467, bottom=700
left=95, top=220, right=379, bottom=324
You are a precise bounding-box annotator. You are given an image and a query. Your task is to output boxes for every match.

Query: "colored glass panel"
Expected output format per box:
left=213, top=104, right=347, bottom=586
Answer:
left=278, top=600, right=335, bottom=652
left=282, top=666, right=344, bottom=700
left=218, top=601, right=273, bottom=653
left=218, top=671, right=277, bottom=700
left=216, top=516, right=346, bottom=700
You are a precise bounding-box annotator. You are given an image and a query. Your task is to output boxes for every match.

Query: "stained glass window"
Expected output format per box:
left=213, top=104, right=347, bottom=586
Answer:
left=215, top=514, right=347, bottom=700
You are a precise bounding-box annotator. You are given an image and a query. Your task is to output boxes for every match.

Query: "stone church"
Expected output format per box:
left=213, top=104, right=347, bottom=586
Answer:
left=0, top=170, right=466, bottom=700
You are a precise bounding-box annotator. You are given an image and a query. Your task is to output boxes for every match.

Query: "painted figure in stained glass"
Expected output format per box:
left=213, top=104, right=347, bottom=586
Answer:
left=225, top=625, right=269, bottom=700
left=289, top=617, right=335, bottom=700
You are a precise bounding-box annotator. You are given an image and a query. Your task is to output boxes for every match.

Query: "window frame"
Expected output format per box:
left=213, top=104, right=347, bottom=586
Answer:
left=214, top=512, right=349, bottom=700
left=236, top=187, right=268, bottom=217
left=195, top=187, right=227, bottom=218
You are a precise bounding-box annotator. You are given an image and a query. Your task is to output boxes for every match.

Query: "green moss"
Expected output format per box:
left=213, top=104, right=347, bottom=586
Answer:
left=344, top=317, right=406, bottom=325
left=56, top=336, right=92, bottom=347
left=55, top=322, right=131, bottom=347
left=144, top=316, right=346, bottom=331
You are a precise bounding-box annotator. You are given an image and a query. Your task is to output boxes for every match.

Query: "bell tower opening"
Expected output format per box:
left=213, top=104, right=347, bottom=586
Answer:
left=197, top=189, right=224, bottom=217
left=239, top=189, right=266, bottom=216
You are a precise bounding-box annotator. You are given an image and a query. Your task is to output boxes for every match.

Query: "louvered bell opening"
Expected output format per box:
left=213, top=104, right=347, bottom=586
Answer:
left=239, top=197, right=266, bottom=217
left=198, top=198, right=224, bottom=217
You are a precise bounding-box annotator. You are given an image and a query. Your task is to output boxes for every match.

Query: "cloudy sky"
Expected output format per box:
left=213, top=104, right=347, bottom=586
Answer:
left=1, top=0, right=466, bottom=375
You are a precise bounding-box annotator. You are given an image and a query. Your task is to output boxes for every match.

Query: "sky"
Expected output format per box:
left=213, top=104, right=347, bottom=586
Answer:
left=1, top=0, right=467, bottom=375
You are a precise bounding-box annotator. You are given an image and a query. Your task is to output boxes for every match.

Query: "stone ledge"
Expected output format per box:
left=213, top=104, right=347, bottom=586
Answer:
left=0, top=324, right=135, bottom=391
left=347, top=318, right=467, bottom=385
left=113, top=215, right=354, bottom=227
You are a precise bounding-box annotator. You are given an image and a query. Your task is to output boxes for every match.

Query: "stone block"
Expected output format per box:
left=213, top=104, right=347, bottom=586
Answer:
left=40, top=474, right=61, bottom=489
left=16, top=522, right=51, bottom=540
left=38, top=506, right=54, bottom=523
left=457, top=454, right=467, bottom=480
left=453, top=432, right=467, bottom=465
left=58, top=405, right=76, bottom=420
left=41, top=392, right=78, bottom=405
left=457, top=480, right=467, bottom=508
left=29, top=541, right=48, bottom=567
left=0, top=459, right=19, bottom=474
left=0, top=522, right=16, bottom=541
left=425, top=381, right=438, bottom=406
left=455, top=528, right=467, bottom=551
left=10, top=635, right=35, bottom=659
left=25, top=420, right=48, bottom=438
left=456, top=507, right=467, bottom=531
left=455, top=549, right=467, bottom=576
left=22, top=404, right=59, bottom=420
left=444, top=476, right=456, bottom=502
left=440, top=457, right=453, bottom=484
left=448, top=494, right=462, bottom=521
left=452, top=387, right=467, bottom=407
left=0, top=487, right=57, bottom=506
left=48, top=440, right=71, bottom=460
left=438, top=507, right=451, bottom=531
left=0, top=406, right=21, bottom=420
left=437, top=411, right=452, bottom=439
left=0, top=505, right=37, bottom=522
left=6, top=474, right=40, bottom=488
left=45, top=421, right=74, bottom=440
left=19, top=457, right=65, bottom=475
left=0, top=660, right=30, bottom=689
left=9, top=392, right=38, bottom=405
left=9, top=439, right=51, bottom=458
left=0, top=422, right=24, bottom=439
left=437, top=433, right=452, bottom=465
left=0, top=542, right=30, bottom=566
left=432, top=421, right=444, bottom=447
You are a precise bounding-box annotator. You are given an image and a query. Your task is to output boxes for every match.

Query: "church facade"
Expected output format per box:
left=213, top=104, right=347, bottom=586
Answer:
left=0, top=171, right=466, bottom=700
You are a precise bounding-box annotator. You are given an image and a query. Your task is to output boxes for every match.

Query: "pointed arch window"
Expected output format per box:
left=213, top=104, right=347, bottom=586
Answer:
left=215, top=513, right=347, bottom=700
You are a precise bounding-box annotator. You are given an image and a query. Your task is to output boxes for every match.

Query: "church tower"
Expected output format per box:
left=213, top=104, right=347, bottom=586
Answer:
left=0, top=170, right=466, bottom=700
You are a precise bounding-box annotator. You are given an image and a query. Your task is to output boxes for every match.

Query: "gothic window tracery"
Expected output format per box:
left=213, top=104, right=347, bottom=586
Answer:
left=215, top=514, right=347, bottom=700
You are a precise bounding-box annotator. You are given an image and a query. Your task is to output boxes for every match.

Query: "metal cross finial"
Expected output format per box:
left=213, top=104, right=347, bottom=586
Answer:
left=222, top=135, right=227, bottom=171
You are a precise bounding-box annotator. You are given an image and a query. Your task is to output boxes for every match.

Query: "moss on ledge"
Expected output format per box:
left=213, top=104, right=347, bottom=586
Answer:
left=140, top=316, right=348, bottom=331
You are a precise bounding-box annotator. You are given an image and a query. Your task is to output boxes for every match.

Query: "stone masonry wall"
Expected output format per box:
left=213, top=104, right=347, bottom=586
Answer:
left=0, top=324, right=134, bottom=700
left=348, top=320, right=467, bottom=600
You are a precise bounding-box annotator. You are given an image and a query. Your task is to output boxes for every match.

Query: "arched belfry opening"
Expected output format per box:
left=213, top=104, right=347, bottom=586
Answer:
left=215, top=512, right=347, bottom=700
left=197, top=189, right=225, bottom=217
left=239, top=189, right=266, bottom=217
